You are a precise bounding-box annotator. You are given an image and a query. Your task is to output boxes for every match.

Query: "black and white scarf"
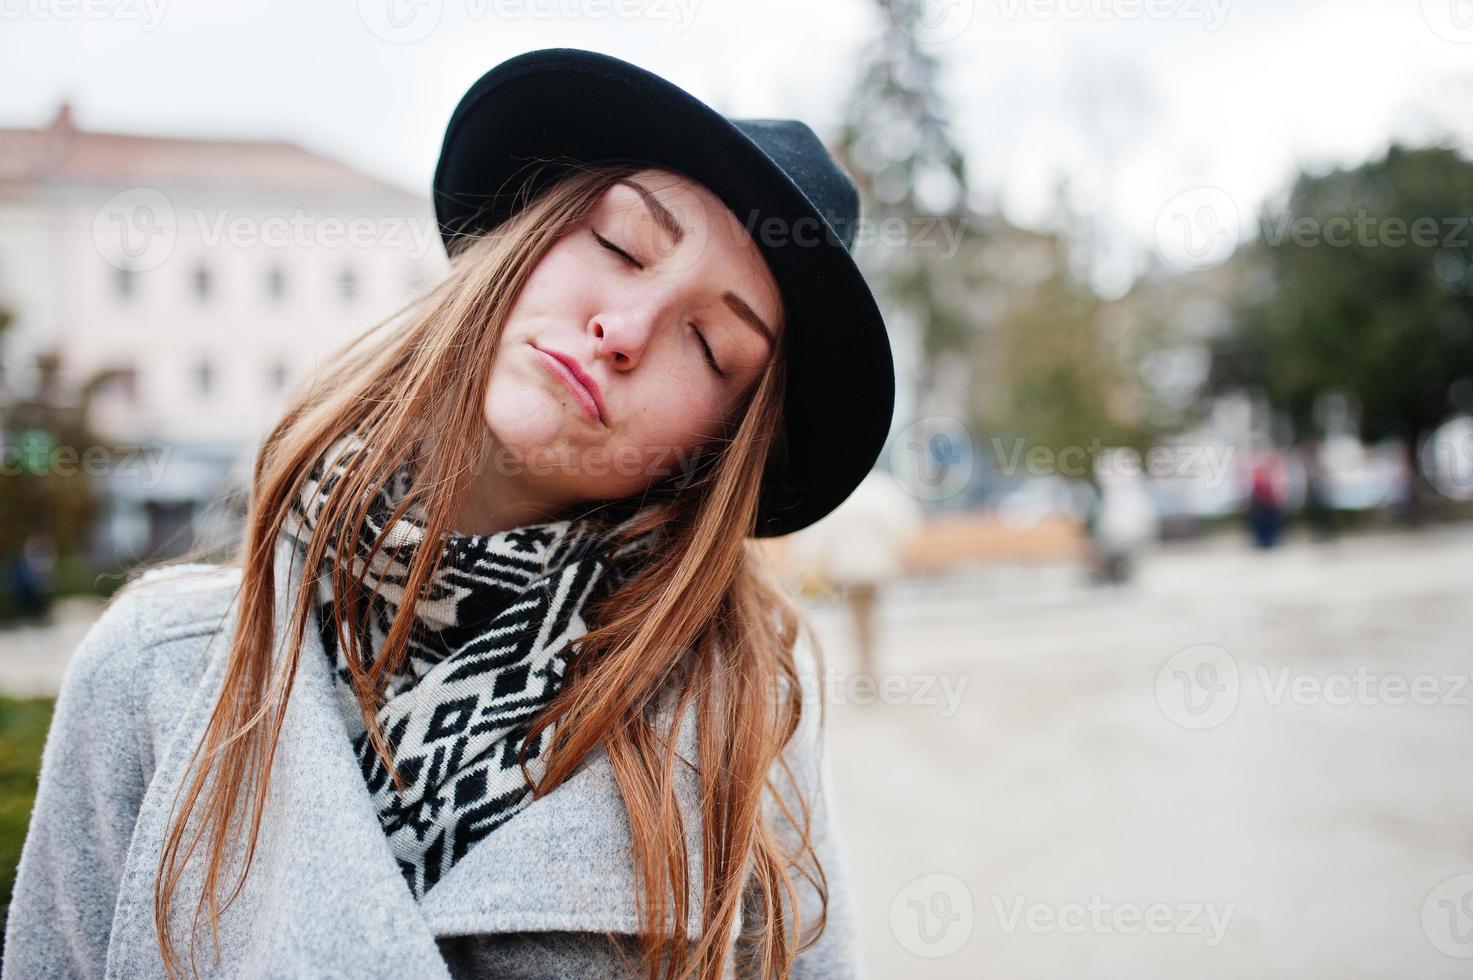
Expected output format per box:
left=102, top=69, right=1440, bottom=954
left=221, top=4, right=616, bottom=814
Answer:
left=281, top=433, right=659, bottom=899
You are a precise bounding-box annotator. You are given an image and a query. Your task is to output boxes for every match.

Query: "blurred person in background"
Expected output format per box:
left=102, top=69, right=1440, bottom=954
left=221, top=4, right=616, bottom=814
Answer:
left=1, top=533, right=57, bottom=624
left=787, top=468, right=923, bottom=679
left=1084, top=452, right=1158, bottom=585
left=1245, top=449, right=1288, bottom=549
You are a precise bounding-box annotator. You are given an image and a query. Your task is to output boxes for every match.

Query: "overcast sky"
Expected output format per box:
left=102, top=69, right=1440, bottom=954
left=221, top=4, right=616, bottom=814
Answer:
left=6, top=0, right=1473, bottom=294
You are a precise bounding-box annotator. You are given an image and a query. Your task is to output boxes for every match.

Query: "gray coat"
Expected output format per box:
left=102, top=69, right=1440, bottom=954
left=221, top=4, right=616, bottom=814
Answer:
left=3, top=536, right=863, bottom=978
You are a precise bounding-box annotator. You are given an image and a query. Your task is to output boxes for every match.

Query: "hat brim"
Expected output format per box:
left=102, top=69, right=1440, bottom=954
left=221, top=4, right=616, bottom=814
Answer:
left=432, top=47, right=895, bottom=539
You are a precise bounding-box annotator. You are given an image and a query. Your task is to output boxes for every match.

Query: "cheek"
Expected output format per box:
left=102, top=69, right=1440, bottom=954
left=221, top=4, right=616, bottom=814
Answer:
left=504, top=244, right=595, bottom=326
left=615, top=374, right=729, bottom=466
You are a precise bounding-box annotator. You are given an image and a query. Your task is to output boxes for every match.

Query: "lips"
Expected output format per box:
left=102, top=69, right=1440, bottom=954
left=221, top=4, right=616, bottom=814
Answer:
left=530, top=343, right=607, bottom=425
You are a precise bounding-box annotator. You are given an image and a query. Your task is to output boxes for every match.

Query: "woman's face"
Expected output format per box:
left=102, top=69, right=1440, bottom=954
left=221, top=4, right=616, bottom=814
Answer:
left=482, top=168, right=785, bottom=508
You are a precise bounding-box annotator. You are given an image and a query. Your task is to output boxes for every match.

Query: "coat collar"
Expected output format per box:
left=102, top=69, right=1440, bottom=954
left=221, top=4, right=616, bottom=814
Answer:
left=106, top=535, right=708, bottom=978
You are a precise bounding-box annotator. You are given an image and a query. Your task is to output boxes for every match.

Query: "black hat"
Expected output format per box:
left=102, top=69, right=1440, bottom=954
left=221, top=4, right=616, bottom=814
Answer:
left=432, top=47, right=895, bottom=539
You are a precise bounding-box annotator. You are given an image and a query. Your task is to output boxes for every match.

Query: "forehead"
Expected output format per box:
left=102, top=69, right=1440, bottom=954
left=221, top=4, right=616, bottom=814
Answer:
left=596, top=169, right=785, bottom=334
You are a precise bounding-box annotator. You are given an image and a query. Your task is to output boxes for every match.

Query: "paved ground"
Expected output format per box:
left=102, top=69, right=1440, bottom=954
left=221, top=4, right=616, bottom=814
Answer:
left=0, top=595, right=111, bottom=697
left=4, top=525, right=1471, bottom=977
left=804, top=523, right=1473, bottom=979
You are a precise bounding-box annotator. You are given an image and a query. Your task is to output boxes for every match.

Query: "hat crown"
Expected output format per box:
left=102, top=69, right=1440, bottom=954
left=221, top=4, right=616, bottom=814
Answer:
left=730, top=118, right=861, bottom=253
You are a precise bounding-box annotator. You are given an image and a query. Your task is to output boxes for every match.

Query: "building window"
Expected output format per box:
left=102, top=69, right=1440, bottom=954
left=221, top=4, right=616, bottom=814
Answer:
left=194, top=358, right=214, bottom=398
left=266, top=264, right=287, bottom=302
left=192, top=263, right=213, bottom=302
left=338, top=265, right=359, bottom=304
left=115, top=265, right=137, bottom=300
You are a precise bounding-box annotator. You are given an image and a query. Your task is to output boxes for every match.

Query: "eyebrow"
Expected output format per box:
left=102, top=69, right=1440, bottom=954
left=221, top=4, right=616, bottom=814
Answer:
left=616, top=177, right=778, bottom=353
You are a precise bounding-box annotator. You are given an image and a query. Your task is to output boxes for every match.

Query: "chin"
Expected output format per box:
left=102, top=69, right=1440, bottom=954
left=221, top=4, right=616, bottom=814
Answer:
left=483, top=384, right=576, bottom=451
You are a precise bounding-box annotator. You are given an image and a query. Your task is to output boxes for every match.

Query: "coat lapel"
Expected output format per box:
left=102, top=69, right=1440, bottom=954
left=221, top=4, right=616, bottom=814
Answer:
left=108, top=535, right=706, bottom=978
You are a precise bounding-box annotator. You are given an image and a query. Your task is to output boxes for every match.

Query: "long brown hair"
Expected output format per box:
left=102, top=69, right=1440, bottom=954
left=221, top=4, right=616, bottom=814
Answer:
left=140, top=160, right=834, bottom=980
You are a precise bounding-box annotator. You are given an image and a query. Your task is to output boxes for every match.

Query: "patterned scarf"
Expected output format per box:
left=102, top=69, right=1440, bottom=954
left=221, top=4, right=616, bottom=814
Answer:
left=280, top=433, right=660, bottom=899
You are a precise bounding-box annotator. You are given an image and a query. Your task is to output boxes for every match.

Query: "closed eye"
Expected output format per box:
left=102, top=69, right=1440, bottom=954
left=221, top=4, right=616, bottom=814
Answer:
left=591, top=228, right=643, bottom=269
left=690, top=323, right=726, bottom=379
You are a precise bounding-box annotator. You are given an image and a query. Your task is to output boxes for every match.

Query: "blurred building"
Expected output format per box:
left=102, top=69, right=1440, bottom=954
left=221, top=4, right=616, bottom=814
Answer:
left=0, top=103, right=446, bottom=562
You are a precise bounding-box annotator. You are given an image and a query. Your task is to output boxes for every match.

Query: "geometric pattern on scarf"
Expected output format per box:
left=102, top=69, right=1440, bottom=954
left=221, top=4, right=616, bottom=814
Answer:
left=280, top=432, right=660, bottom=899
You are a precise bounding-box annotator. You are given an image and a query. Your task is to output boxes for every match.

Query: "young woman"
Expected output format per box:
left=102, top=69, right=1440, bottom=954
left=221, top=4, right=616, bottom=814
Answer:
left=3, top=48, right=895, bottom=980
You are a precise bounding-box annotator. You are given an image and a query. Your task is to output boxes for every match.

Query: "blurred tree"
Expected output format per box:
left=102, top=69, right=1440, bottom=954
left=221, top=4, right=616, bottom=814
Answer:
left=1220, top=143, right=1473, bottom=515
left=836, top=0, right=976, bottom=422
left=987, top=232, right=1150, bottom=483
left=0, top=314, right=109, bottom=616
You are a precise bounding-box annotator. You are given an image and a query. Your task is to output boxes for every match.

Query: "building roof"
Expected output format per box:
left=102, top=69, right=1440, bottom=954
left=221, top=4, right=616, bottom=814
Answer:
left=0, top=102, right=421, bottom=198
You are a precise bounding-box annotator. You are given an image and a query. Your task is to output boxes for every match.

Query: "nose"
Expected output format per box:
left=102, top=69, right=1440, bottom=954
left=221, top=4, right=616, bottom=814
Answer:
left=589, top=291, right=675, bottom=371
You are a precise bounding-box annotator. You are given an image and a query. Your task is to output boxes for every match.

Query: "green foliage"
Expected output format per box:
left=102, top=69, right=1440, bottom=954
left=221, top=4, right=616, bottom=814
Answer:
left=0, top=304, right=111, bottom=615
left=989, top=255, right=1149, bottom=469
left=1226, top=144, right=1473, bottom=444
left=0, top=696, right=55, bottom=942
left=838, top=0, right=975, bottom=416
